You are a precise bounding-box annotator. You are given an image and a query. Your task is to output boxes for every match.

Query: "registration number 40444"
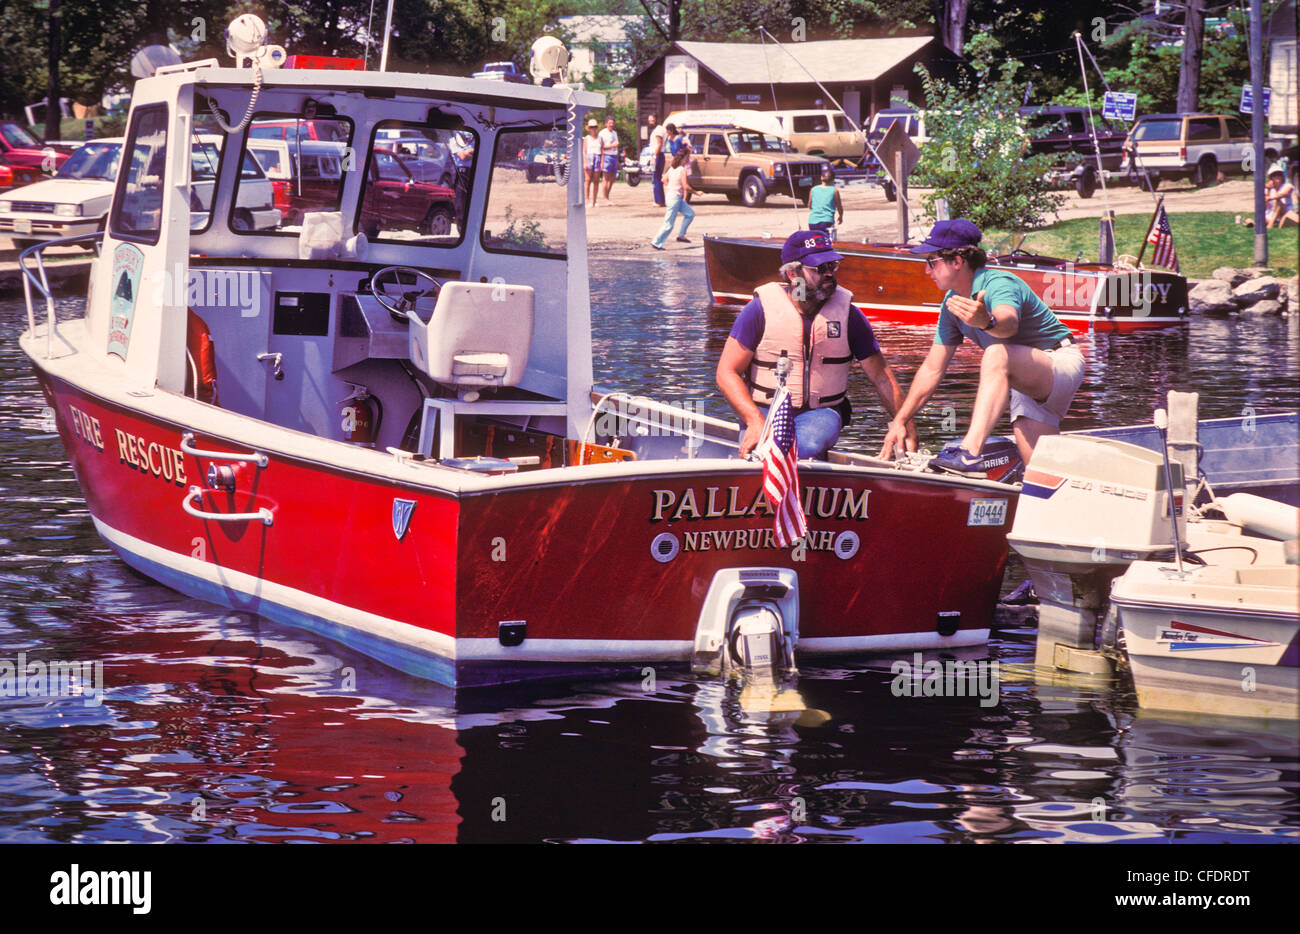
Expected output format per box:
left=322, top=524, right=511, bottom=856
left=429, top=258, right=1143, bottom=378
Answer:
left=967, top=498, right=1008, bottom=527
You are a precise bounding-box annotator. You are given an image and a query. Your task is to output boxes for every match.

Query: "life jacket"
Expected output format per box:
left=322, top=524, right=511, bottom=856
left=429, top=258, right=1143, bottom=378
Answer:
left=746, top=281, right=852, bottom=410
left=185, top=309, right=219, bottom=405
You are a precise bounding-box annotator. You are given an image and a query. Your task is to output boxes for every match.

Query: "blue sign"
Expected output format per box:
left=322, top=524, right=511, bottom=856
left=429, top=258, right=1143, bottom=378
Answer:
left=1102, top=91, right=1138, bottom=122
left=1239, top=84, right=1271, bottom=115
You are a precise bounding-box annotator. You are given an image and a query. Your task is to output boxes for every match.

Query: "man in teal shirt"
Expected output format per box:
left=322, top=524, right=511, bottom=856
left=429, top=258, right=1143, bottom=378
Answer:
left=807, top=166, right=843, bottom=234
left=879, top=219, right=1085, bottom=475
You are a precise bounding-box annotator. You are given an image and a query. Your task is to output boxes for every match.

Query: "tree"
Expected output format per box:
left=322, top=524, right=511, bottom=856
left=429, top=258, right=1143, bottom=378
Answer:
left=913, top=32, right=1065, bottom=230
left=1176, top=0, right=1205, bottom=112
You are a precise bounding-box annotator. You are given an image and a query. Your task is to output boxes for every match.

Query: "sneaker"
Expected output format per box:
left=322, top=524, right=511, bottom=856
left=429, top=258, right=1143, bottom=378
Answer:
left=929, top=446, right=986, bottom=477
left=675, top=236, right=691, bottom=243
left=1001, top=579, right=1038, bottom=606
left=649, top=243, right=664, bottom=251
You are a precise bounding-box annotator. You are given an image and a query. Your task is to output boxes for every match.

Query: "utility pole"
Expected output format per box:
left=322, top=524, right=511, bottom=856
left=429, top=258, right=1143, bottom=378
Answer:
left=1250, top=0, right=1266, bottom=264
left=45, top=0, right=61, bottom=144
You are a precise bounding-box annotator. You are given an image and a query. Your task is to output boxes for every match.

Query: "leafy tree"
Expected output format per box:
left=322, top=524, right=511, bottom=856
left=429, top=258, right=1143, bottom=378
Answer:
left=912, top=31, right=1065, bottom=230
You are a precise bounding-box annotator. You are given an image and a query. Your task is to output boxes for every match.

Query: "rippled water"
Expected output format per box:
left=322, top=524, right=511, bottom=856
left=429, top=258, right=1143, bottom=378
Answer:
left=1, top=259, right=1296, bottom=844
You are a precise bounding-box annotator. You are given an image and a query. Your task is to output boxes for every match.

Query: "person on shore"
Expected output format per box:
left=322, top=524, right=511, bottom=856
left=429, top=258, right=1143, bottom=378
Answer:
left=650, top=149, right=696, bottom=250
left=649, top=115, right=667, bottom=207
left=583, top=119, right=601, bottom=207
left=597, top=117, right=619, bottom=205
left=807, top=166, right=843, bottom=235
left=878, top=219, right=1084, bottom=473
left=1265, top=164, right=1297, bottom=228
left=717, top=229, right=915, bottom=460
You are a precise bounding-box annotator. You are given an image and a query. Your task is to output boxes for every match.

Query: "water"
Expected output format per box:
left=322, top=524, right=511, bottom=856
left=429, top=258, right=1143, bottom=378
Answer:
left=1, top=259, right=1297, bottom=845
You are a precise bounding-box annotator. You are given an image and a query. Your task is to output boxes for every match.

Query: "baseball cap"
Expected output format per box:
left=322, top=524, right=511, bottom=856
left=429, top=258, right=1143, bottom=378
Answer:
left=910, top=219, right=982, bottom=253
left=781, top=230, right=843, bottom=267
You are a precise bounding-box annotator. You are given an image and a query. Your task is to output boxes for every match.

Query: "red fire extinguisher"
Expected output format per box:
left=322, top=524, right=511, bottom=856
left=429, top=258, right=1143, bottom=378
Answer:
left=340, top=387, right=381, bottom=446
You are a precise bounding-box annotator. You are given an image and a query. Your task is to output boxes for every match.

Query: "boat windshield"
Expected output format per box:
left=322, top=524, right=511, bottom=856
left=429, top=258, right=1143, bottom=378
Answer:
left=55, top=141, right=122, bottom=180
left=357, top=122, right=470, bottom=245
left=482, top=126, right=567, bottom=257
left=229, top=116, right=353, bottom=234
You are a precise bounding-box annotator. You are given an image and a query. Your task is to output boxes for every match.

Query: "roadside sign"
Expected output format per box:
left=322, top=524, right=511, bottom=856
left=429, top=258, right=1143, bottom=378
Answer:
left=1102, top=91, right=1138, bottom=122
left=664, top=56, right=699, bottom=95
left=1239, top=84, right=1271, bottom=116
left=876, top=119, right=920, bottom=181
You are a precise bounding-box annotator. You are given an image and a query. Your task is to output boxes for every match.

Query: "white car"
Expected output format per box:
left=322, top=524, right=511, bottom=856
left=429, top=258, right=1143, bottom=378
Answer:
left=0, top=138, right=117, bottom=248
left=189, top=134, right=280, bottom=231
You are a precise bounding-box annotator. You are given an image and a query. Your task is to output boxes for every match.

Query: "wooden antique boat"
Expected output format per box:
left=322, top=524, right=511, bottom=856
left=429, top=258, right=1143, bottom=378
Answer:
left=18, top=21, right=1026, bottom=689
left=704, top=235, right=1189, bottom=333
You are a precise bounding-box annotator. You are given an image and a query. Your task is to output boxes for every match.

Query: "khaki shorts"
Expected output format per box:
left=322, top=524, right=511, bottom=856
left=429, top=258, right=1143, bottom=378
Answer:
left=1009, top=342, right=1084, bottom=428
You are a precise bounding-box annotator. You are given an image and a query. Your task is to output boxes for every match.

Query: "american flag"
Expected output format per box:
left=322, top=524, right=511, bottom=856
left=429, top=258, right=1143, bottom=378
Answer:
left=759, top=386, right=808, bottom=547
left=1145, top=203, right=1179, bottom=272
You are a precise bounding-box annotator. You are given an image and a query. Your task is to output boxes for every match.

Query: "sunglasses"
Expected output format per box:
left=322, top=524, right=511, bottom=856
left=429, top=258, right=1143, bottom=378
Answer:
left=806, top=261, right=839, bottom=275
left=925, top=256, right=948, bottom=268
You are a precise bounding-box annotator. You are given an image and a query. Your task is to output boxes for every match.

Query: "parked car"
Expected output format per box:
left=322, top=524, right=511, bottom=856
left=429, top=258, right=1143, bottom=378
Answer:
left=1021, top=105, right=1127, bottom=198
left=769, top=109, right=866, bottom=161
left=247, top=138, right=348, bottom=225
left=190, top=135, right=281, bottom=232
left=361, top=147, right=458, bottom=237
left=374, top=129, right=456, bottom=186
left=248, top=119, right=350, bottom=143
left=0, top=121, right=72, bottom=178
left=519, top=140, right=568, bottom=182
left=473, top=61, right=529, bottom=83
left=678, top=123, right=828, bottom=207
left=0, top=137, right=120, bottom=247
left=1121, top=113, right=1283, bottom=190
left=863, top=107, right=931, bottom=201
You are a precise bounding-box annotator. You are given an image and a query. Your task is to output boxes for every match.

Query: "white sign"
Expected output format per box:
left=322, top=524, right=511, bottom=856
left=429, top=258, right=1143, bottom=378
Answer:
left=1102, top=91, right=1138, bottom=122
left=967, top=498, right=1008, bottom=527
left=664, top=55, right=699, bottom=95
left=1239, top=84, right=1271, bottom=116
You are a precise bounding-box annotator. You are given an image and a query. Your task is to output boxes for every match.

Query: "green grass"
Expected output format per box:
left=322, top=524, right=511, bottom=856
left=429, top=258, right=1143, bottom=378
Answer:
left=985, top=212, right=1297, bottom=280
left=26, top=115, right=126, bottom=143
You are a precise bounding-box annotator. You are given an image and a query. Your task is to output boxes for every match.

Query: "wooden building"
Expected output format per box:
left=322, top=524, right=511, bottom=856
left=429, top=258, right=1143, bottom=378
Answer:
left=627, top=36, right=956, bottom=130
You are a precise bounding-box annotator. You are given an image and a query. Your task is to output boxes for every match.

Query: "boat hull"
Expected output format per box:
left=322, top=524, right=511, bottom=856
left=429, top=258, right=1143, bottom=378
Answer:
left=35, top=367, right=1018, bottom=688
left=1113, top=562, right=1300, bottom=719
left=704, top=235, right=1189, bottom=333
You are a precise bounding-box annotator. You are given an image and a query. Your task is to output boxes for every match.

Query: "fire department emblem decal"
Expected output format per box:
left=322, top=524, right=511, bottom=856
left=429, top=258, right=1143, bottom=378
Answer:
left=827, top=321, right=841, bottom=338
left=392, top=499, right=416, bottom=540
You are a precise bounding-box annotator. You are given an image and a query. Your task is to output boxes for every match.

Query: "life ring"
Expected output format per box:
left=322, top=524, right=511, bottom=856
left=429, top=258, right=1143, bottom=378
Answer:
left=185, top=309, right=219, bottom=405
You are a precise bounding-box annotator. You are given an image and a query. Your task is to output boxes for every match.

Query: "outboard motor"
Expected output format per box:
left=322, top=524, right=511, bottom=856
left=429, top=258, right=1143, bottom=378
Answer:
left=693, top=568, right=799, bottom=682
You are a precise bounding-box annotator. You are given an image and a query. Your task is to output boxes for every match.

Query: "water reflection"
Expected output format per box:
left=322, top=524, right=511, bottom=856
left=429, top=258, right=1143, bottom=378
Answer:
left=1, top=265, right=1297, bottom=844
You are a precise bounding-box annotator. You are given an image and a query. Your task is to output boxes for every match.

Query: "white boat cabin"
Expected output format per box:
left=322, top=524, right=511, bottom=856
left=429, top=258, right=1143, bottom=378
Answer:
left=87, top=57, right=615, bottom=465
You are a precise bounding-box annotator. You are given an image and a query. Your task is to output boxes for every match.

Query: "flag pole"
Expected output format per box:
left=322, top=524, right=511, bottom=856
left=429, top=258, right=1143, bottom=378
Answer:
left=1134, top=194, right=1163, bottom=267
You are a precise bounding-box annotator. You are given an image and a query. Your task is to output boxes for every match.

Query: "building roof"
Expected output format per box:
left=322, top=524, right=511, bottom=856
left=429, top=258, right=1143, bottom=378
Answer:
left=671, top=36, right=934, bottom=85
left=557, top=15, right=643, bottom=46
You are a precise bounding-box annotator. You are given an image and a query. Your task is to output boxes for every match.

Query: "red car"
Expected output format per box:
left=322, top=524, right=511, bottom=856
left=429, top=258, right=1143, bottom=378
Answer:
left=1, top=122, right=71, bottom=180
left=361, top=148, right=457, bottom=237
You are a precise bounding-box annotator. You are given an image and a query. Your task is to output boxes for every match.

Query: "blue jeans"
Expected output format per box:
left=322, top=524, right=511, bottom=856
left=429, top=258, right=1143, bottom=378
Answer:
left=741, top=405, right=842, bottom=459
left=652, top=153, right=665, bottom=205
left=651, top=195, right=695, bottom=247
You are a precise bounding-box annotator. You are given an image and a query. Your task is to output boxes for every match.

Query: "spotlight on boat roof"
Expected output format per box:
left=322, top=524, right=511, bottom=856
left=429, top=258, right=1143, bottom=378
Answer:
left=130, top=45, right=182, bottom=79
left=530, top=36, right=570, bottom=86
left=224, top=13, right=286, bottom=68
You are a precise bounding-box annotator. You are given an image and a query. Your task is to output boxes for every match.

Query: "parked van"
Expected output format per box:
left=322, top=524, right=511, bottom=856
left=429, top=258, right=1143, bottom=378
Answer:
left=768, top=110, right=865, bottom=161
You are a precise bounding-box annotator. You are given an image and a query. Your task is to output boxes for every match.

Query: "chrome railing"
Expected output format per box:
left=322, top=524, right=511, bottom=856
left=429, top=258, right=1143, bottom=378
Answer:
left=17, top=232, right=102, bottom=359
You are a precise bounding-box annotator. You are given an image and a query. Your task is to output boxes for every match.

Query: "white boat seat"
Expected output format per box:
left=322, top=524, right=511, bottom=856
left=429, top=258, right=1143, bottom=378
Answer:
left=407, top=281, right=534, bottom=388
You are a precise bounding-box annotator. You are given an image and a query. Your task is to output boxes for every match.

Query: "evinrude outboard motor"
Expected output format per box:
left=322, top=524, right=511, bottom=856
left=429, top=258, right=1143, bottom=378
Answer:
left=693, top=568, right=799, bottom=682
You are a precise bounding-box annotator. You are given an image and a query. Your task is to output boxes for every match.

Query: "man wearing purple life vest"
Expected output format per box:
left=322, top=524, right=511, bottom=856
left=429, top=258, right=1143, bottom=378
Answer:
left=717, top=229, right=916, bottom=460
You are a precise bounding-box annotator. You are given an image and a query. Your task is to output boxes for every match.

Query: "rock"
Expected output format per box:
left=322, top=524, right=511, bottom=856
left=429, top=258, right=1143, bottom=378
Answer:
left=1188, top=278, right=1236, bottom=314
left=1241, top=299, right=1284, bottom=316
left=1282, top=275, right=1298, bottom=303
left=1231, top=275, right=1281, bottom=305
left=1212, top=266, right=1247, bottom=285
left=1242, top=266, right=1274, bottom=278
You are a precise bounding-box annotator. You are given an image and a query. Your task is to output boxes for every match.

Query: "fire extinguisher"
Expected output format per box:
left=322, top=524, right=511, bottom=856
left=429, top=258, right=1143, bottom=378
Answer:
left=340, top=386, right=381, bottom=446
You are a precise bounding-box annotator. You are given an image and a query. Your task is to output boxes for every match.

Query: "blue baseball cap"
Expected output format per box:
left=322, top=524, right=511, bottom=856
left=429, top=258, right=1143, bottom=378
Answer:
left=781, top=230, right=843, bottom=266
left=910, top=219, right=983, bottom=253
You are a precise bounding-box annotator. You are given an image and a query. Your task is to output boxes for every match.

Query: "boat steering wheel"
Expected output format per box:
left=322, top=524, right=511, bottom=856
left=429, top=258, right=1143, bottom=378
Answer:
left=369, top=266, right=442, bottom=322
